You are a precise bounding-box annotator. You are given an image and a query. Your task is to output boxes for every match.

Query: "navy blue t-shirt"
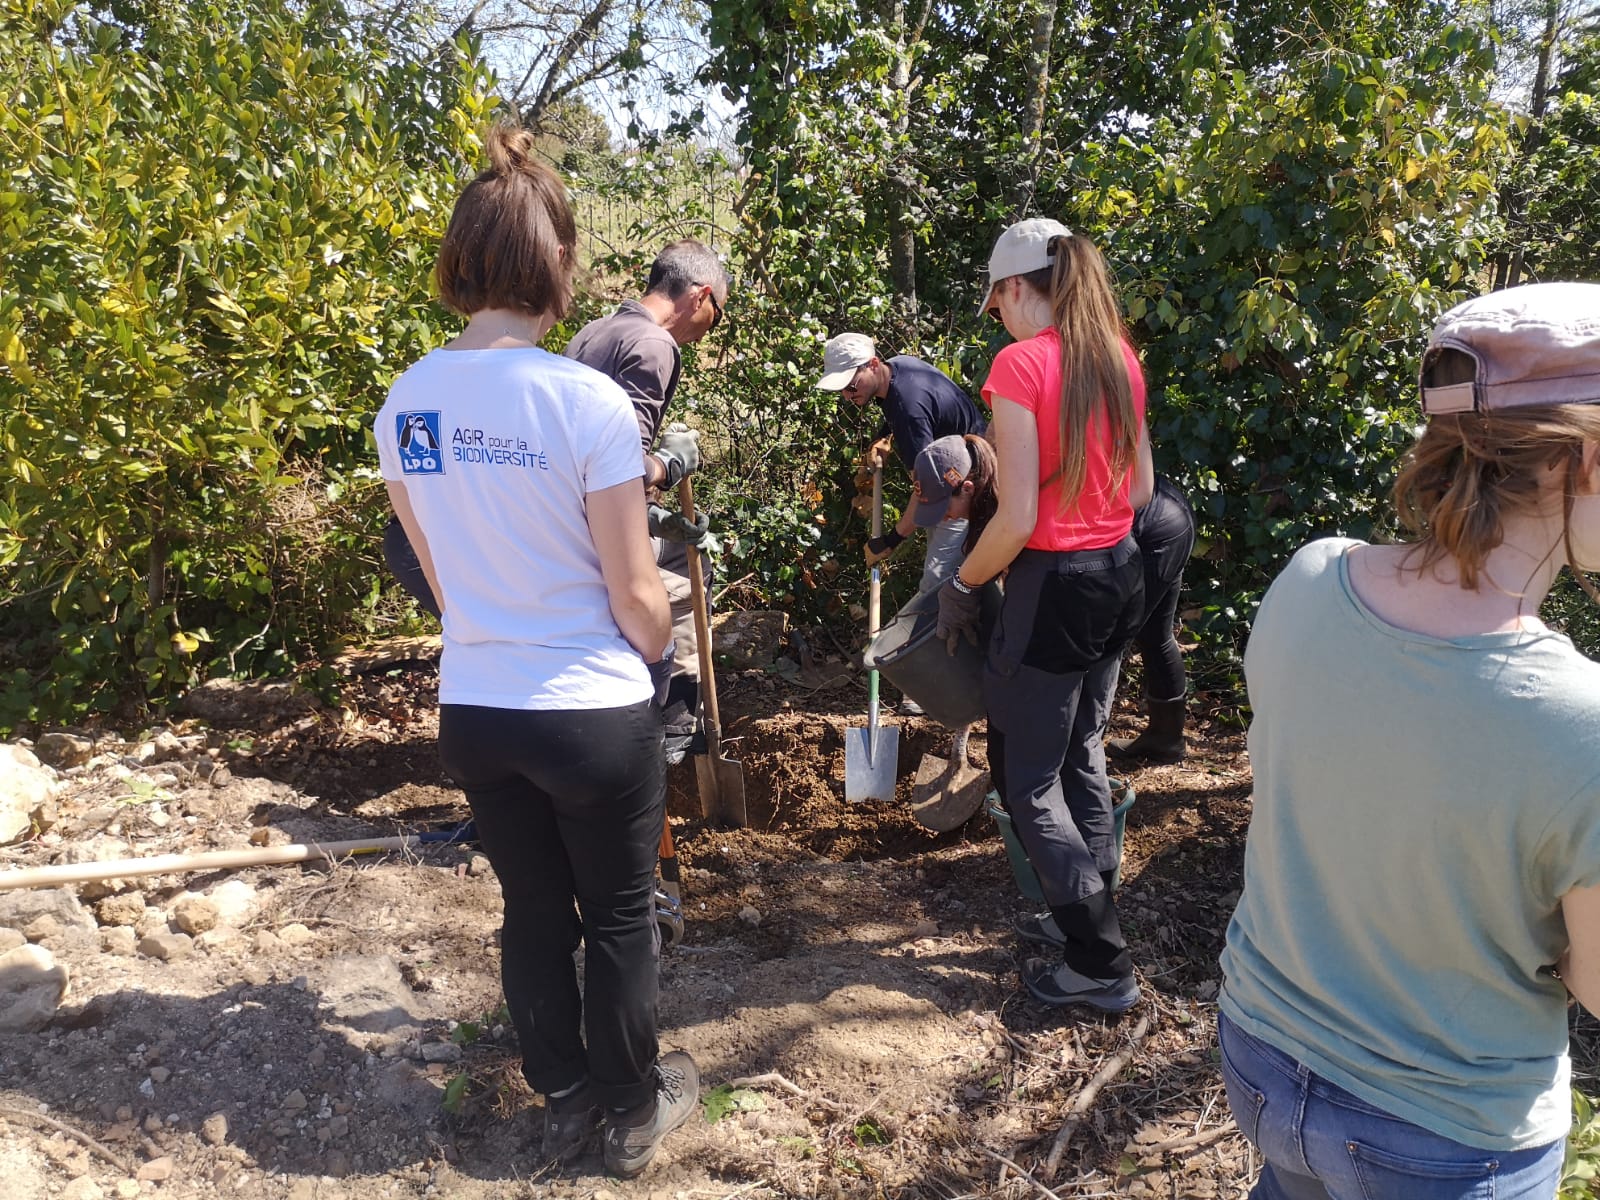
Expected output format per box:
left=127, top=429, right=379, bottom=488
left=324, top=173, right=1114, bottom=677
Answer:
left=877, top=356, right=985, bottom=470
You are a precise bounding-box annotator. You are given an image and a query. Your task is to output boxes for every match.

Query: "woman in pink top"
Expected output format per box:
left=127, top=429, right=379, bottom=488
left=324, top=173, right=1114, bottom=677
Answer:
left=938, top=218, right=1154, bottom=1011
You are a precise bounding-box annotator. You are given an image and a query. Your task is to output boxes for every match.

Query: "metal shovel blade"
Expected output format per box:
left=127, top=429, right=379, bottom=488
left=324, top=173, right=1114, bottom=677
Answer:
left=845, top=722, right=899, bottom=803
left=695, top=748, right=748, bottom=828
left=909, top=753, right=990, bottom=832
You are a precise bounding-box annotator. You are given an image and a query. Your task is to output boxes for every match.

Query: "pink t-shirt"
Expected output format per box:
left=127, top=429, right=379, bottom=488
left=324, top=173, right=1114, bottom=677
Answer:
left=981, top=330, right=1147, bottom=551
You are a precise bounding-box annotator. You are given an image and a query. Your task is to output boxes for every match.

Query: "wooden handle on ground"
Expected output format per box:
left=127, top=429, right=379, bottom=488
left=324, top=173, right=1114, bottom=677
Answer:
left=0, top=837, right=421, bottom=893
left=678, top=477, right=723, bottom=737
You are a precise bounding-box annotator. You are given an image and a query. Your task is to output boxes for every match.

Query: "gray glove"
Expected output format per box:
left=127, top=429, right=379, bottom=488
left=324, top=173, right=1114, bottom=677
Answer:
left=651, top=422, right=701, bottom=488
left=647, top=502, right=711, bottom=546
left=935, top=578, right=982, bottom=655
left=647, top=644, right=675, bottom=707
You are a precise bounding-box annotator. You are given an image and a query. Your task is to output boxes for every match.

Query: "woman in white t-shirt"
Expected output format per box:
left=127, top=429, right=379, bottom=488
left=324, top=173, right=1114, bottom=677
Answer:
left=375, top=125, right=700, bottom=1179
left=1219, top=283, right=1600, bottom=1198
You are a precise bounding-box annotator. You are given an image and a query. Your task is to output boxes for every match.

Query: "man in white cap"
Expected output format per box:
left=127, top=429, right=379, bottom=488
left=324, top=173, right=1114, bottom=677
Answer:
left=816, top=332, right=986, bottom=596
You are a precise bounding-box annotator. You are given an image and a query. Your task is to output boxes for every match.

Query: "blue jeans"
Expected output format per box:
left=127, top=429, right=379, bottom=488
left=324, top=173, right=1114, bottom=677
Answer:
left=1217, top=1012, right=1564, bottom=1200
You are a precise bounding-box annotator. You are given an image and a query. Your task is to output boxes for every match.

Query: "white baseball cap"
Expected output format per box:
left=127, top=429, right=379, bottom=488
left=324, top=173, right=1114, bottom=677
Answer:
left=977, top=218, right=1073, bottom=315
left=815, top=332, right=877, bottom=390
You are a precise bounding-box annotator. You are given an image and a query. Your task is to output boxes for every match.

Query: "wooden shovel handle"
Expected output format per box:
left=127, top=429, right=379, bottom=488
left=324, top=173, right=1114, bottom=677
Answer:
left=678, top=477, right=723, bottom=736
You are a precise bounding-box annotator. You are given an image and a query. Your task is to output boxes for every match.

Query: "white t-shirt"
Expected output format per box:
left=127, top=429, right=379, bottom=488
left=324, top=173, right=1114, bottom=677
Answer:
left=375, top=347, right=652, bottom=710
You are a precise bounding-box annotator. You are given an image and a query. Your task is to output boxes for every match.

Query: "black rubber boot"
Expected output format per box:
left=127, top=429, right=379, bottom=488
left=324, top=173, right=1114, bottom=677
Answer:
left=1107, top=696, right=1187, bottom=763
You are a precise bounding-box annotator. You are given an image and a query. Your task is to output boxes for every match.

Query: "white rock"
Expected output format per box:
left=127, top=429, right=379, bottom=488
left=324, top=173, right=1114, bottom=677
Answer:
left=0, top=887, right=92, bottom=935
left=0, top=744, right=53, bottom=844
left=137, top=932, right=193, bottom=961
left=0, top=928, right=22, bottom=952
left=208, top=880, right=257, bottom=927
left=277, top=923, right=314, bottom=946
left=135, top=1156, right=173, bottom=1182
left=0, top=944, right=68, bottom=1032
left=100, top=928, right=137, bottom=956
left=201, top=1112, right=228, bottom=1145
left=61, top=1178, right=102, bottom=1200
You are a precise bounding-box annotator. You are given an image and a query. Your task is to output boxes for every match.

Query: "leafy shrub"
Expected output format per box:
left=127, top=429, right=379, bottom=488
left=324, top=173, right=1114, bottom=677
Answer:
left=0, top=0, right=495, bottom=728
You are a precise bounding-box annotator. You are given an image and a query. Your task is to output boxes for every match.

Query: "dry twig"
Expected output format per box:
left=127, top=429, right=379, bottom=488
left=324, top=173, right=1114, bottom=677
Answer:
left=980, top=1148, right=1063, bottom=1200
left=1138, top=1119, right=1239, bottom=1157
left=0, top=1105, right=132, bottom=1174
left=1042, top=1013, right=1151, bottom=1179
left=729, top=1071, right=845, bottom=1113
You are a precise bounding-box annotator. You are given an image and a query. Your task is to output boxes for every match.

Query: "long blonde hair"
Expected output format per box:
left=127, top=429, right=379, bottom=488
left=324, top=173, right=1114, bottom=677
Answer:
left=1015, top=235, right=1138, bottom=513
left=1393, top=404, right=1600, bottom=598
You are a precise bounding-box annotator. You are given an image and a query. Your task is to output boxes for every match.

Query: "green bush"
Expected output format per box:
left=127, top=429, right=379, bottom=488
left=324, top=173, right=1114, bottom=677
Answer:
left=0, top=0, right=494, bottom=728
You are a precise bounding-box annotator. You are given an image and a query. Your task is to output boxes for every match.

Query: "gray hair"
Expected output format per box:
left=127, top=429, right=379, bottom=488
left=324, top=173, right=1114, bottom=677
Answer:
left=644, top=239, right=728, bottom=300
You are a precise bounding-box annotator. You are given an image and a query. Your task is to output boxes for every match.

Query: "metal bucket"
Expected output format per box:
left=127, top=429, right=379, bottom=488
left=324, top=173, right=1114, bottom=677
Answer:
left=862, top=582, right=1001, bottom=730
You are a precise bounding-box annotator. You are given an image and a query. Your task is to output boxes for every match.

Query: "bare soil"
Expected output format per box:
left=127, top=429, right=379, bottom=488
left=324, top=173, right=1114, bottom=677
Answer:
left=0, top=650, right=1261, bottom=1199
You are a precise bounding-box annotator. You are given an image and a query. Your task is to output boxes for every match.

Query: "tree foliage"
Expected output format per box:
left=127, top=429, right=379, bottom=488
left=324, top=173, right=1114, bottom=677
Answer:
left=0, top=0, right=495, bottom=726
left=698, top=0, right=1514, bottom=680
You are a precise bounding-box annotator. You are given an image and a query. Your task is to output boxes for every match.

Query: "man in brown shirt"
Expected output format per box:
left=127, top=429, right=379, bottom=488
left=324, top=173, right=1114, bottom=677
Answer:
left=564, top=239, right=730, bottom=762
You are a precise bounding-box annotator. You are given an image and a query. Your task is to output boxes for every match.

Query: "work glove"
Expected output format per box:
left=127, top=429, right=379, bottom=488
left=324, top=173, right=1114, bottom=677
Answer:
left=647, top=502, right=711, bottom=547
left=864, top=528, right=906, bottom=566
left=647, top=643, right=675, bottom=708
left=935, top=577, right=983, bottom=655
left=651, top=422, right=701, bottom=488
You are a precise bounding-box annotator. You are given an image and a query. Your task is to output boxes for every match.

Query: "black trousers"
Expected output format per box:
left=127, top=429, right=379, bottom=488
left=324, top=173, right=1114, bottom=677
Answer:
left=1129, top=477, right=1196, bottom=701
left=985, top=537, right=1143, bottom=980
left=438, top=701, right=664, bottom=1111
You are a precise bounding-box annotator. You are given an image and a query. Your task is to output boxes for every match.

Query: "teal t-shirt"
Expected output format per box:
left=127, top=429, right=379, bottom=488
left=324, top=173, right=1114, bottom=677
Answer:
left=1220, top=537, right=1600, bottom=1150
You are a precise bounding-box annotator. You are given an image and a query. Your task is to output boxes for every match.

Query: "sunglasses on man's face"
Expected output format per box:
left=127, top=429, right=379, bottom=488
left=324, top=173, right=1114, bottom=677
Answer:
left=842, top=366, right=869, bottom=396
left=705, top=287, right=723, bottom=330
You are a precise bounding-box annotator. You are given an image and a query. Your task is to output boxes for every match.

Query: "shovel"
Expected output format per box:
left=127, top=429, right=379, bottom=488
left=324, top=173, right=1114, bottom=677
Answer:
left=845, top=465, right=900, bottom=802
left=679, top=477, right=748, bottom=828
left=909, top=726, right=990, bottom=831
left=656, top=817, right=684, bottom=947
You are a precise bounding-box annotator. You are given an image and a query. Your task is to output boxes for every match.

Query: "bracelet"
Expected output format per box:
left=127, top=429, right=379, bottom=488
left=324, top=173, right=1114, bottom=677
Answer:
left=950, top=574, right=976, bottom=595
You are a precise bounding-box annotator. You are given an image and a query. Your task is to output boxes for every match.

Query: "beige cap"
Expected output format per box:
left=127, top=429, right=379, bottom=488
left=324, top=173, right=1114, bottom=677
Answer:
left=1421, top=283, right=1600, bottom=415
left=977, top=218, right=1073, bottom=315
left=816, top=332, right=877, bottom=390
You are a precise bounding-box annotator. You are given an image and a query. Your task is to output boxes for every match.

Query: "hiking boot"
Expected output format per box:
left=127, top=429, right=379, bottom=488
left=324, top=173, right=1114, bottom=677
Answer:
left=1021, top=957, right=1141, bottom=1013
left=1014, top=910, right=1068, bottom=952
left=1107, top=697, right=1187, bottom=763
left=602, top=1051, right=700, bottom=1178
left=896, top=696, right=925, bottom=717
left=542, top=1079, right=603, bottom=1162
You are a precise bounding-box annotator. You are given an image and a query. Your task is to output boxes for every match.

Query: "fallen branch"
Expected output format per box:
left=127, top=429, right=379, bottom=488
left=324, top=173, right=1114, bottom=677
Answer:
left=980, top=1148, right=1063, bottom=1200
left=1138, top=1119, right=1239, bottom=1157
left=0, top=1104, right=132, bottom=1174
left=1042, top=1013, right=1151, bottom=1179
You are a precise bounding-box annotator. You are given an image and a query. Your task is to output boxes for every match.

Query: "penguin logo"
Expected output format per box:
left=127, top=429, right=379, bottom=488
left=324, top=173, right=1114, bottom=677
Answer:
left=395, top=411, right=445, bottom=475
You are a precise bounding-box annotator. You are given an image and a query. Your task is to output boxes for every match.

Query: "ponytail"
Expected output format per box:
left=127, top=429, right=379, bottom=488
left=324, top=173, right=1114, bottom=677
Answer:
left=962, top=434, right=1000, bottom=553
left=1016, top=236, right=1138, bottom=513
left=435, top=122, right=577, bottom=319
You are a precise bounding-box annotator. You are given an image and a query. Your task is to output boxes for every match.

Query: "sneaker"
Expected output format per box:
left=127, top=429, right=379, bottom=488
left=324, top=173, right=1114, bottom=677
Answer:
left=1021, top=957, right=1141, bottom=1013
left=542, top=1079, right=602, bottom=1162
left=896, top=696, right=925, bottom=716
left=1014, top=910, right=1067, bottom=952
left=602, top=1051, right=700, bottom=1178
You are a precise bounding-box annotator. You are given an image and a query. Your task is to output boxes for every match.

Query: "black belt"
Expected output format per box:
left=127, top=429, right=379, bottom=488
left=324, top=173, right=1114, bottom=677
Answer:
left=1014, top=535, right=1139, bottom=575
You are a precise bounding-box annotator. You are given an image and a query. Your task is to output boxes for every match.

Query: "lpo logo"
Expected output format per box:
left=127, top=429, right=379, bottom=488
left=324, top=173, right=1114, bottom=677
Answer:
left=395, top=411, right=445, bottom=475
